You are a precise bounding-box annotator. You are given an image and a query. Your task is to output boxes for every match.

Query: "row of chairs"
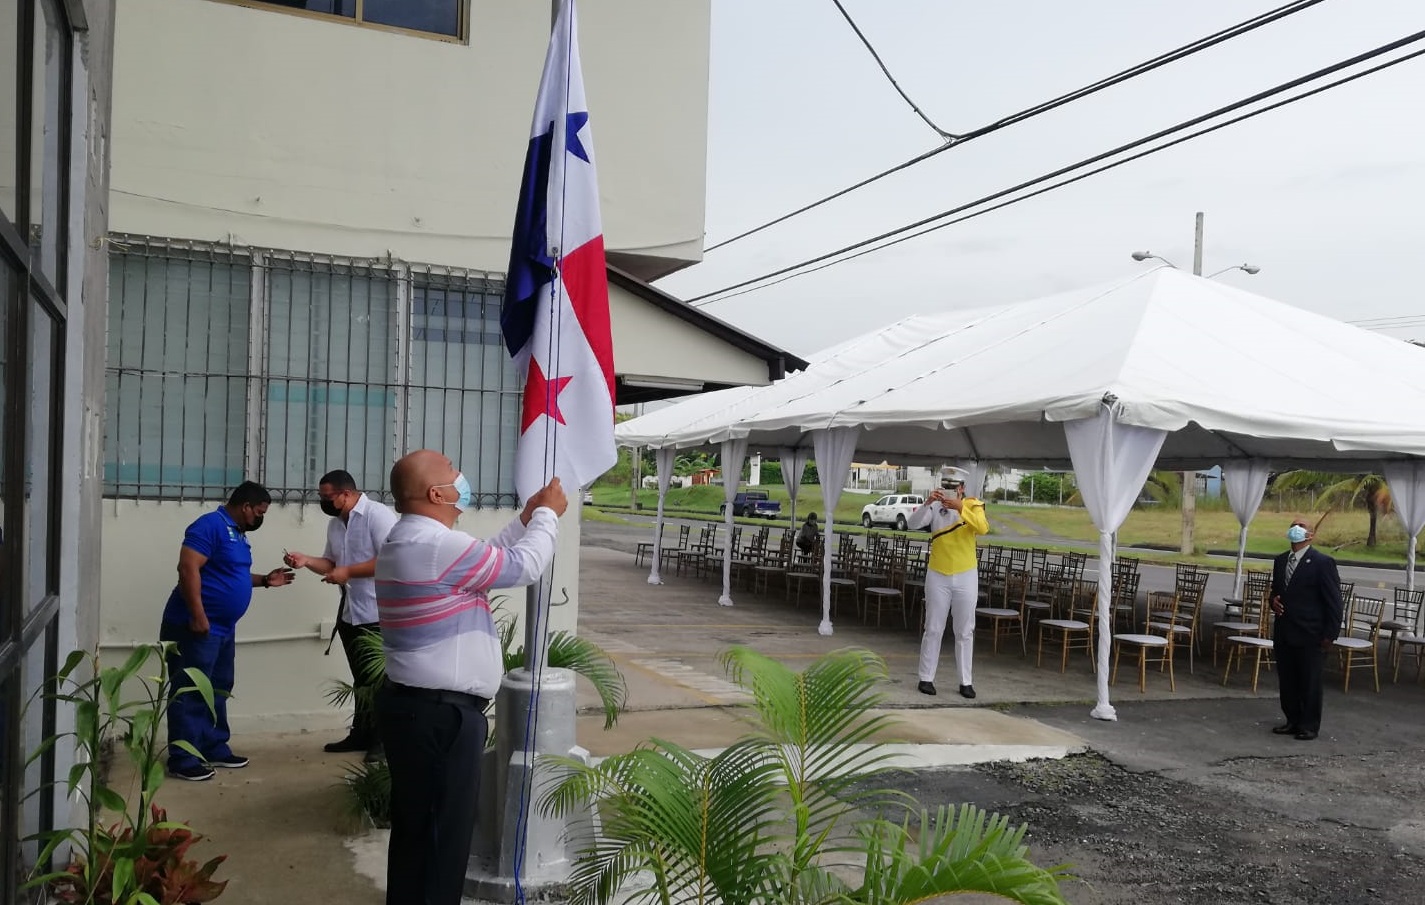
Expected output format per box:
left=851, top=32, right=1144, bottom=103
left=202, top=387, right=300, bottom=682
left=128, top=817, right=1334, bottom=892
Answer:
left=1217, top=570, right=1425, bottom=693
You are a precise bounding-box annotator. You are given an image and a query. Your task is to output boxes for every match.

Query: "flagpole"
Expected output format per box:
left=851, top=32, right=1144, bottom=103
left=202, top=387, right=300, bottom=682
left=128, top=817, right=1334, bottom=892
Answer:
left=472, top=0, right=620, bottom=899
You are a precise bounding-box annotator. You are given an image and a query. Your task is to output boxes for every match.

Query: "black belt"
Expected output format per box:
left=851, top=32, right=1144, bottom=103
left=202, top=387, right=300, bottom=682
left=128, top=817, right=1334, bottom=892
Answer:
left=383, top=679, right=489, bottom=711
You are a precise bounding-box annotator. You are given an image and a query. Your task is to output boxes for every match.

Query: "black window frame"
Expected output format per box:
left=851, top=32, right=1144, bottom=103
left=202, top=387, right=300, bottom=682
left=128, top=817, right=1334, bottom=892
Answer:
left=1, top=1, right=75, bottom=901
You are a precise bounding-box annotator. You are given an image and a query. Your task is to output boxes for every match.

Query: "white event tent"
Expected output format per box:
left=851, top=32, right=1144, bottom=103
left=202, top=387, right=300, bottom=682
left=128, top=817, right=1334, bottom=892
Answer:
left=616, top=268, right=1425, bottom=720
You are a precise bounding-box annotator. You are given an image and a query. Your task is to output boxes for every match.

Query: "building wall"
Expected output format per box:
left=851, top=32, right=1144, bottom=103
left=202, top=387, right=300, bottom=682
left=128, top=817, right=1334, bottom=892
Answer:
left=108, top=0, right=710, bottom=275
left=99, top=500, right=584, bottom=730
left=609, top=281, right=773, bottom=388
left=100, top=0, right=712, bottom=725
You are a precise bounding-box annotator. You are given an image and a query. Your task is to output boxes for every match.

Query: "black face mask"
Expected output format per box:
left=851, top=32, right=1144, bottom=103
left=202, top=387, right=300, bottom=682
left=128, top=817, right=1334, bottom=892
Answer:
left=247, top=515, right=264, bottom=532
left=319, top=499, right=341, bottom=518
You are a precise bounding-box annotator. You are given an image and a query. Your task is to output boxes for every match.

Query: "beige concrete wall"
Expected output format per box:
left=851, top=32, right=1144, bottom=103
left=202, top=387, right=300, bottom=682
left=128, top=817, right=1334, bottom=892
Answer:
left=99, top=499, right=584, bottom=731
left=109, top=0, right=710, bottom=274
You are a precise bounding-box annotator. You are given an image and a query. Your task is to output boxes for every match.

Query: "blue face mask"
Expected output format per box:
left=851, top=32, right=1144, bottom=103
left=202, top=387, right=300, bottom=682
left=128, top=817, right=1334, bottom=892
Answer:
left=434, top=473, right=474, bottom=512
left=1286, top=525, right=1309, bottom=544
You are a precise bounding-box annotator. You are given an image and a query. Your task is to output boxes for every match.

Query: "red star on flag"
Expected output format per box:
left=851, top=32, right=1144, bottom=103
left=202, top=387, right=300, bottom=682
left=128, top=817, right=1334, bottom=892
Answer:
left=521, top=358, right=573, bottom=432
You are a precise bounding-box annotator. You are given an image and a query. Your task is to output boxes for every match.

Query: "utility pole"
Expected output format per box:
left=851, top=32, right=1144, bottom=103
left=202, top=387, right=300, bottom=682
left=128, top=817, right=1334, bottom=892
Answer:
left=631, top=445, right=640, bottom=509
left=1181, top=212, right=1204, bottom=556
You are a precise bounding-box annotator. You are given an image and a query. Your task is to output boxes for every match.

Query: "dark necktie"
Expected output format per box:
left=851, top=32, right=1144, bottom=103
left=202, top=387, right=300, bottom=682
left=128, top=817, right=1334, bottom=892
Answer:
left=1285, top=552, right=1298, bottom=585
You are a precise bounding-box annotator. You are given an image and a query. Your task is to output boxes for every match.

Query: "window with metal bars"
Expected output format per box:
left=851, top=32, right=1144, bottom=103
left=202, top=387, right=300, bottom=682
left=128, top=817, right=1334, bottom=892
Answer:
left=103, top=236, right=521, bottom=507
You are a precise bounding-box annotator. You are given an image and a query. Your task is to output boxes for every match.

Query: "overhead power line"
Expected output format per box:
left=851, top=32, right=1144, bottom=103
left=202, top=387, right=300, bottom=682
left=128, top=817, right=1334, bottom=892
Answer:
left=830, top=0, right=956, bottom=139
left=703, top=0, right=1328, bottom=253
left=689, top=30, right=1425, bottom=307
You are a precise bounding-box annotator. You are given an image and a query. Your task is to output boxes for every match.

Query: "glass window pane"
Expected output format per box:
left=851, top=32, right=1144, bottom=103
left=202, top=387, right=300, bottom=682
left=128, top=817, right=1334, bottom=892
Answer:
left=263, top=0, right=355, bottom=17
left=26, top=302, right=57, bottom=607
left=408, top=280, right=519, bottom=506
left=265, top=265, right=394, bottom=495
left=363, top=0, right=460, bottom=37
left=104, top=253, right=250, bottom=498
left=31, top=0, right=67, bottom=279
left=0, top=0, right=19, bottom=223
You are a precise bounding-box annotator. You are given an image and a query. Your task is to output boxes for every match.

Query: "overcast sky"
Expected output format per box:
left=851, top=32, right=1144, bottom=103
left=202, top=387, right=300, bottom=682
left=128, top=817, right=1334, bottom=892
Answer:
left=655, top=0, right=1425, bottom=358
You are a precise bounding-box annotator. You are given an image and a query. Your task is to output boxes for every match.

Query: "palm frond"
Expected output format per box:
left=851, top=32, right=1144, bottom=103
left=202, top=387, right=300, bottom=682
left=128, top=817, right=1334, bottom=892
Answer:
left=856, top=805, right=1072, bottom=905
left=340, top=758, right=391, bottom=829
left=542, top=739, right=783, bottom=905
left=549, top=631, right=627, bottom=729
left=354, top=630, right=388, bottom=683
left=323, top=679, right=356, bottom=710
left=1273, top=471, right=1392, bottom=515
left=720, top=647, right=906, bottom=818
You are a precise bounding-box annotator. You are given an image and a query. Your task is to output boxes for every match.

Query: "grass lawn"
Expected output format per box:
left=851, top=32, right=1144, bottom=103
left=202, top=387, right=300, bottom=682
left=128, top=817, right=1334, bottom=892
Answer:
left=592, top=483, right=1414, bottom=565
left=1015, top=504, right=1412, bottom=563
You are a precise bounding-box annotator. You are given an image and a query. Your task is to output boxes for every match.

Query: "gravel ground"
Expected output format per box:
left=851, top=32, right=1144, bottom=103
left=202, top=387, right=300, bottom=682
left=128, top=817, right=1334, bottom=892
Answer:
left=878, top=750, right=1425, bottom=905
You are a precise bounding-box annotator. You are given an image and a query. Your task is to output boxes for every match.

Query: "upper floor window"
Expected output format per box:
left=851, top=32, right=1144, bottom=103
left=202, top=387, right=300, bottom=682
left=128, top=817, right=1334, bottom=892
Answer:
left=230, top=0, right=465, bottom=40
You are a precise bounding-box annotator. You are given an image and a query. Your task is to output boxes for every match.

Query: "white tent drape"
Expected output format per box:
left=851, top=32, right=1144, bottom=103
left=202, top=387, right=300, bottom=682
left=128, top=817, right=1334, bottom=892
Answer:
left=1064, top=408, right=1168, bottom=722
left=1385, top=461, right=1425, bottom=591
left=1222, top=460, right=1272, bottom=596
left=718, top=438, right=749, bottom=607
left=812, top=427, right=859, bottom=635
left=646, top=446, right=678, bottom=585
left=959, top=460, right=988, bottom=498
left=780, top=446, right=812, bottom=525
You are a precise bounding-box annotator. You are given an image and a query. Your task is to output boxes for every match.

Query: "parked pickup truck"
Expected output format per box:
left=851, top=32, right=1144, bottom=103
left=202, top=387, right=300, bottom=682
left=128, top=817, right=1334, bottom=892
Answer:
left=860, top=493, right=926, bottom=530
left=720, top=491, right=782, bottom=519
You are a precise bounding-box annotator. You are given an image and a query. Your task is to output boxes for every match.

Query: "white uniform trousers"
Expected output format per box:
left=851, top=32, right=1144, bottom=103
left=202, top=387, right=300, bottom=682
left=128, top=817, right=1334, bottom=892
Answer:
left=918, top=567, right=978, bottom=686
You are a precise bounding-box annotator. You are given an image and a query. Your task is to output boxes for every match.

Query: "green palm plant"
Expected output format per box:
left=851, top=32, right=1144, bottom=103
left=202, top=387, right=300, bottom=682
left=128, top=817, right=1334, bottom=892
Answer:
left=539, top=646, right=1071, bottom=905
left=1272, top=470, right=1392, bottom=546
left=1137, top=470, right=1182, bottom=507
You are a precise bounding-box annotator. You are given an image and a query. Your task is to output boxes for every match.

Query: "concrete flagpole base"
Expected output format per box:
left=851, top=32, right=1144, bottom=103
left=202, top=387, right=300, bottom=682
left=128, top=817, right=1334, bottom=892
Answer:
left=466, top=667, right=594, bottom=902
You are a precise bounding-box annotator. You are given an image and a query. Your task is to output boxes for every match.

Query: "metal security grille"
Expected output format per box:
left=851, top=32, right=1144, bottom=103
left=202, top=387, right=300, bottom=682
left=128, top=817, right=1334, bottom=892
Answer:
left=104, top=235, right=521, bottom=507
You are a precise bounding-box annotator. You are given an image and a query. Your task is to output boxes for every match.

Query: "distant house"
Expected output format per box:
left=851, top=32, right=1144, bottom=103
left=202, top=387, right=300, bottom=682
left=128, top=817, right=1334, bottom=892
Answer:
left=848, top=462, right=901, bottom=493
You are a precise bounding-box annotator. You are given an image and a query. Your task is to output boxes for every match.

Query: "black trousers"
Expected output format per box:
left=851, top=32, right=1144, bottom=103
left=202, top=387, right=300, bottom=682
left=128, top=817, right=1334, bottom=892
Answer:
left=1275, top=642, right=1326, bottom=733
left=376, top=681, right=489, bottom=905
left=337, top=619, right=381, bottom=744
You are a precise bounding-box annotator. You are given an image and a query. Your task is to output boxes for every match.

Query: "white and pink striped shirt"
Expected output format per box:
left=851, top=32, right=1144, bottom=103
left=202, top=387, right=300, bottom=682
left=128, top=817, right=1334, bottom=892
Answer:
left=374, top=509, right=558, bottom=698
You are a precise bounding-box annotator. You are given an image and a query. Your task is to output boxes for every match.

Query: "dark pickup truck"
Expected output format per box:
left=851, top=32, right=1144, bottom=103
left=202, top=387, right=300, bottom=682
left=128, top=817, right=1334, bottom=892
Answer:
left=720, top=491, right=782, bottom=519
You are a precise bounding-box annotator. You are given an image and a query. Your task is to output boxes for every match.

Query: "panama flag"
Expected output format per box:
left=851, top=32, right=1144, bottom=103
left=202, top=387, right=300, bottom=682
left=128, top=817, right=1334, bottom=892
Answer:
left=502, top=0, right=617, bottom=503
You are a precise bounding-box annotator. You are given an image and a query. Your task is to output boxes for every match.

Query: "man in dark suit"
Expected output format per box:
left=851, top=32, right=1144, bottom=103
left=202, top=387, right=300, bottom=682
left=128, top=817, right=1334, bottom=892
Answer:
left=1269, top=518, right=1345, bottom=741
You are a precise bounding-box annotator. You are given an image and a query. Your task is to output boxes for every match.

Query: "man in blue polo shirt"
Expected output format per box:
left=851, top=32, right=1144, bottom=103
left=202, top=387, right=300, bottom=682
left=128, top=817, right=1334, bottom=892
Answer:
left=161, top=481, right=295, bottom=781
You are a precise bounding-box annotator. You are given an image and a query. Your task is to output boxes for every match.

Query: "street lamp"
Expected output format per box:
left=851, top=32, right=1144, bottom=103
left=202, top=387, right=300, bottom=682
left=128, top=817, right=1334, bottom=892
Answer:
left=1130, top=250, right=1178, bottom=268
left=1205, top=263, right=1261, bottom=278
left=1132, top=252, right=1260, bottom=279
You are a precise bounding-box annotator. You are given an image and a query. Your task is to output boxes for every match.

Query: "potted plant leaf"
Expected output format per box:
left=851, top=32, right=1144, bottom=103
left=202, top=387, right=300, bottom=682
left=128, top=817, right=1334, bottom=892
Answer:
left=24, top=644, right=230, bottom=905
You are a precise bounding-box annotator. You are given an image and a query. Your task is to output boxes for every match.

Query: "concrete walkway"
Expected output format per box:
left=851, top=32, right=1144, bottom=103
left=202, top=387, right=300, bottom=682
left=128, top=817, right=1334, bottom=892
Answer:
left=124, top=540, right=1296, bottom=903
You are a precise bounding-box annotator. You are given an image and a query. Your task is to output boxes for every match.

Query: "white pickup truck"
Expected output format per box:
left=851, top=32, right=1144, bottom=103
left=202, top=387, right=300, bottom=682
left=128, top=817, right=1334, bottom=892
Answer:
left=859, top=494, right=925, bottom=530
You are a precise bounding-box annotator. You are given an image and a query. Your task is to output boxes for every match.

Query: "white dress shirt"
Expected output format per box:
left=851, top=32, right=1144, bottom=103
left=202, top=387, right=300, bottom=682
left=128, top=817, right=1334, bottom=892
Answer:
left=322, top=492, right=399, bottom=625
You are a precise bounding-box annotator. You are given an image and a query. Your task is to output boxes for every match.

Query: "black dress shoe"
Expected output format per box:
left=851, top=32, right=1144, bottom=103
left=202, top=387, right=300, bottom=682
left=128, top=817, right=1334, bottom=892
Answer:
left=1271, top=723, right=1299, bottom=735
left=1294, top=730, right=1318, bottom=741
left=959, top=684, right=976, bottom=700
left=323, top=734, right=368, bottom=754
left=917, top=681, right=937, bottom=696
